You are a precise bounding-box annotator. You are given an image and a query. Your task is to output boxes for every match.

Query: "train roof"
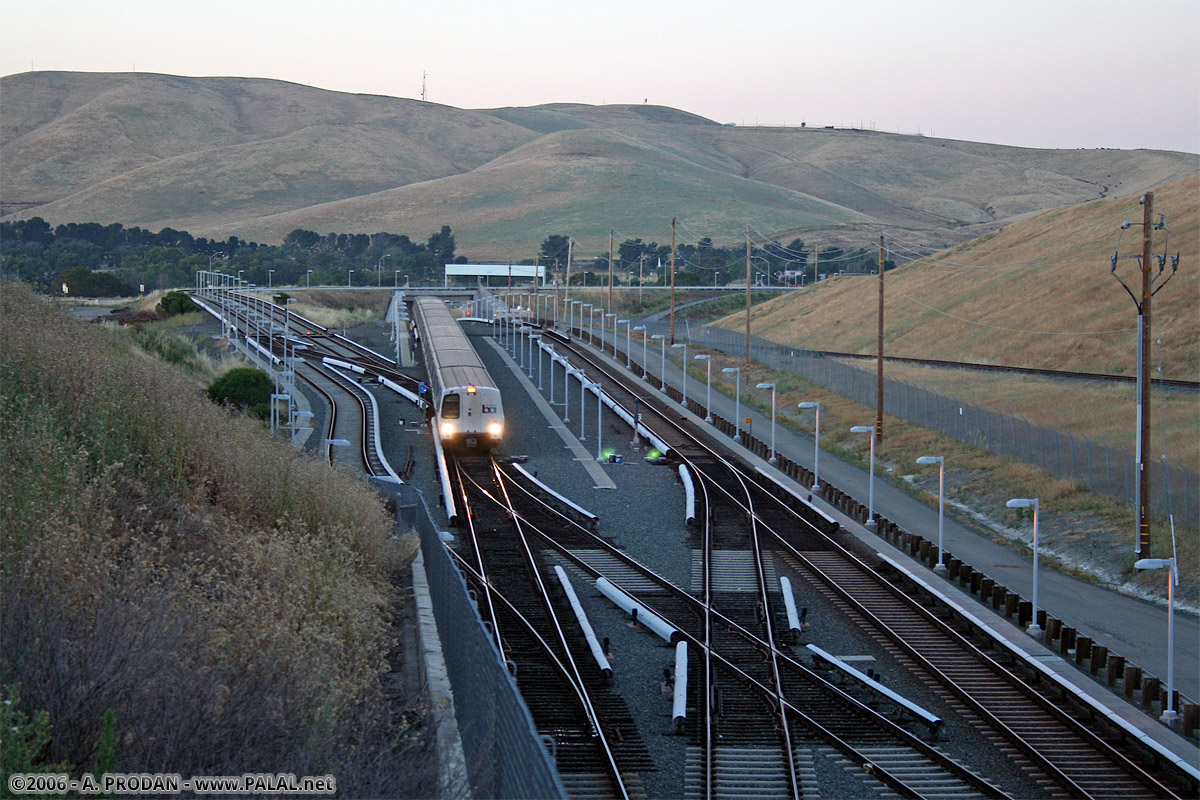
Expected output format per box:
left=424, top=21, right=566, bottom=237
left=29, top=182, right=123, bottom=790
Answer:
left=413, top=296, right=498, bottom=391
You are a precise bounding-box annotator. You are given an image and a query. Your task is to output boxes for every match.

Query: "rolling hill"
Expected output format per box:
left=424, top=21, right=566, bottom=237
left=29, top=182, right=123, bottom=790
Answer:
left=2, top=71, right=1196, bottom=258
left=720, top=173, right=1199, bottom=382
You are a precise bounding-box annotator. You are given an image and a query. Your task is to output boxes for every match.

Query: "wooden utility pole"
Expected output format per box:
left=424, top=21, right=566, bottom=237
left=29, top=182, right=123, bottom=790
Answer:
left=669, top=218, right=677, bottom=344
left=564, top=238, right=573, bottom=307
left=876, top=235, right=885, bottom=443
left=608, top=229, right=614, bottom=314
left=1136, top=192, right=1153, bottom=558
left=745, top=227, right=752, bottom=365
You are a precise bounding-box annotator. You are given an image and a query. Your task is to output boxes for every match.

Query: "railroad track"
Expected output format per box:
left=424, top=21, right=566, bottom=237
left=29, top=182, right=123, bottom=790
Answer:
left=533, top=323, right=1188, bottom=799
left=448, top=455, right=649, bottom=800
left=482, top=450, right=1008, bottom=799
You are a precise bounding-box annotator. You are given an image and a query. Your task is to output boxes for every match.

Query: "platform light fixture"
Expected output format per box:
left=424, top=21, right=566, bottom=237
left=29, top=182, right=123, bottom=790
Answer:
left=1006, top=497, right=1041, bottom=633
left=757, top=383, right=777, bottom=464
left=851, top=425, right=877, bottom=528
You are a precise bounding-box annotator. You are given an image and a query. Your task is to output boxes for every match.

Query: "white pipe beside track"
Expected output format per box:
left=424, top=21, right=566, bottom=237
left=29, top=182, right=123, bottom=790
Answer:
left=554, top=567, right=612, bottom=682
left=595, top=577, right=679, bottom=643
left=672, top=641, right=688, bottom=731
left=512, top=463, right=598, bottom=526
left=432, top=430, right=457, bottom=526
left=780, top=576, right=803, bottom=639
left=678, top=465, right=696, bottom=526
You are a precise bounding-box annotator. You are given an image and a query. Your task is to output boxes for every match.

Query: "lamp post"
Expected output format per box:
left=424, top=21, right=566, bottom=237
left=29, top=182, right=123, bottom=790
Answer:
left=1135, top=538, right=1180, bottom=720
left=695, top=355, right=713, bottom=422
left=347, top=269, right=354, bottom=287
left=652, top=335, right=667, bottom=391
left=758, top=383, right=777, bottom=464
left=917, top=456, right=946, bottom=572
left=798, top=402, right=821, bottom=490
left=561, top=357, right=571, bottom=423
left=269, top=269, right=275, bottom=289
left=1006, top=498, right=1040, bottom=633
left=672, top=342, right=688, bottom=407
left=593, top=307, right=604, bottom=346
left=582, top=304, right=593, bottom=341
left=570, top=369, right=587, bottom=440
left=851, top=425, right=877, bottom=527
left=634, top=326, right=647, bottom=376
left=723, top=367, right=741, bottom=441
left=377, top=253, right=391, bottom=286
left=591, top=380, right=604, bottom=461
left=619, top=319, right=631, bottom=367
left=548, top=346, right=558, bottom=406
left=531, top=333, right=543, bottom=390
left=306, top=269, right=313, bottom=288
left=605, top=312, right=617, bottom=356
left=395, top=270, right=401, bottom=288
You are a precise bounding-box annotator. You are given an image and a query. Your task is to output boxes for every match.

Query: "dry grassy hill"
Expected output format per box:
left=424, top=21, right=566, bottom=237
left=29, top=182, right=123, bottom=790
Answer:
left=2, top=71, right=1196, bottom=257
left=726, top=174, right=1199, bottom=382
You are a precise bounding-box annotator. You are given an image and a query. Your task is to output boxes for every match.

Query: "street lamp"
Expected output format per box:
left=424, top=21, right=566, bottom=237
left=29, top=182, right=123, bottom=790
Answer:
left=634, top=326, right=647, bottom=375
left=917, top=456, right=946, bottom=572
left=758, top=383, right=777, bottom=464
left=723, top=367, right=741, bottom=441
left=605, top=312, right=617, bottom=356
left=395, top=270, right=401, bottom=288
left=651, top=334, right=667, bottom=391
left=582, top=303, right=593, bottom=341
left=672, top=343, right=688, bottom=407
left=619, top=319, right=631, bottom=367
left=1135, top=534, right=1180, bottom=720
left=378, top=253, right=391, bottom=286
left=531, top=333, right=543, bottom=390
left=798, top=402, right=821, bottom=490
left=306, top=269, right=313, bottom=288
left=1006, top=498, right=1040, bottom=633
left=851, top=425, right=877, bottom=528
left=593, top=307, right=604, bottom=346
left=347, top=269, right=354, bottom=287
left=695, top=355, right=713, bottom=422
left=269, top=269, right=275, bottom=289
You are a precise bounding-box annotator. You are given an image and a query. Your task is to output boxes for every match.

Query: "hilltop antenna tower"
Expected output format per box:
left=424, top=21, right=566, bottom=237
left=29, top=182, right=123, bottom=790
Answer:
left=421, top=71, right=427, bottom=102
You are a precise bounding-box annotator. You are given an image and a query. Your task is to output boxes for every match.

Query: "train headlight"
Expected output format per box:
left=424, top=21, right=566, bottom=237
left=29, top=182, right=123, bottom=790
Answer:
left=440, top=422, right=455, bottom=438
left=488, top=421, right=503, bottom=437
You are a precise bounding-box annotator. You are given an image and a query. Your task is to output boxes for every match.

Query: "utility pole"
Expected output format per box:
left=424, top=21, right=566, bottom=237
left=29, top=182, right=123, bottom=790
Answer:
left=564, top=237, right=573, bottom=307
left=745, top=227, right=752, bottom=365
left=638, top=253, right=645, bottom=305
left=608, top=228, right=614, bottom=315
left=669, top=218, right=677, bottom=344
left=1109, top=191, right=1180, bottom=560
left=876, top=234, right=886, bottom=443
left=1137, top=195, right=1152, bottom=558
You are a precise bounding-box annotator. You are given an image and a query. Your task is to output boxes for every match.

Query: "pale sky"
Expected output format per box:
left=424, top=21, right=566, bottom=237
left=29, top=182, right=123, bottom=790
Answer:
left=3, top=0, right=1197, bottom=153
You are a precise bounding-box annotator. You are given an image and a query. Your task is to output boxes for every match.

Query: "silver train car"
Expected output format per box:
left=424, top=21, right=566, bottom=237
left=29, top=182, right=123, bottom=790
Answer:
left=412, top=296, right=504, bottom=449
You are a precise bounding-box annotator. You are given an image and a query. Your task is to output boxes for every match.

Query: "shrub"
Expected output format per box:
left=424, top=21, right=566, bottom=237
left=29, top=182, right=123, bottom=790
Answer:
left=206, top=367, right=273, bottom=410
left=156, top=291, right=199, bottom=316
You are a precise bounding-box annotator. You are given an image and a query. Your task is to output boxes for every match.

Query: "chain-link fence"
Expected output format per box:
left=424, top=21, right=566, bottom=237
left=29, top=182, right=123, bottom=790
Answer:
left=613, top=321, right=1196, bottom=530
left=399, top=484, right=566, bottom=800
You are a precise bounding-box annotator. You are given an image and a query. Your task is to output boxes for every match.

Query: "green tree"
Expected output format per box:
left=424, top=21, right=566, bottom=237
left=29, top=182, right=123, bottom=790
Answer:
left=206, top=368, right=273, bottom=411
left=426, top=225, right=456, bottom=264
left=156, top=291, right=199, bottom=316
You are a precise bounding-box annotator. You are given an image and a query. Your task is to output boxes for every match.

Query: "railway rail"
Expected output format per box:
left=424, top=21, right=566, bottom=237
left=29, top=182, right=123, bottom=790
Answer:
left=528, top=321, right=1189, bottom=799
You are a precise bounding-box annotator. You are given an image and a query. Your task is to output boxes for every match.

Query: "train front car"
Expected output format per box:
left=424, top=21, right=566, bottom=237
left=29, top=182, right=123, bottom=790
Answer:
left=414, top=296, right=505, bottom=450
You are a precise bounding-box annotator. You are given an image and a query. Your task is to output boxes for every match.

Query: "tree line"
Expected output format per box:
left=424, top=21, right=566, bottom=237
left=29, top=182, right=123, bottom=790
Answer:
left=0, top=217, right=893, bottom=297
left=0, top=219, right=465, bottom=296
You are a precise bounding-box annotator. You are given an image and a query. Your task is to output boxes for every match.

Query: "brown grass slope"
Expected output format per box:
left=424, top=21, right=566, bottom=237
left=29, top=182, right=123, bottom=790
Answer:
left=2, top=71, right=1196, bottom=255
left=728, top=173, right=1199, bottom=382
left=1, top=71, right=539, bottom=224
left=208, top=127, right=877, bottom=254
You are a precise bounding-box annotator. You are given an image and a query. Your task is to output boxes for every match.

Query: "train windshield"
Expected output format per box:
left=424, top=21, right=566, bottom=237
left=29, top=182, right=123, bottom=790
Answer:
left=441, top=393, right=460, bottom=419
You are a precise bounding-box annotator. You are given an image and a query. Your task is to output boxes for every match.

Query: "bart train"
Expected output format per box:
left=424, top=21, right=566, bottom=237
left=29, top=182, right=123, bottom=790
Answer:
left=412, top=296, right=505, bottom=449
